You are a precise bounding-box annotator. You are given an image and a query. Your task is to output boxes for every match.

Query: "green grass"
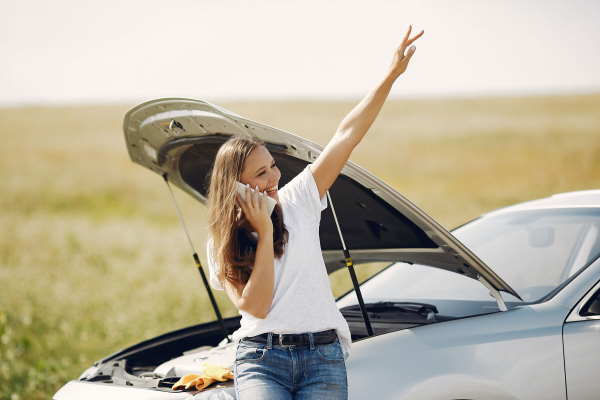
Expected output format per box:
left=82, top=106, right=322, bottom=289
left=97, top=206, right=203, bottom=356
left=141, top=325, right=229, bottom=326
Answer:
left=1, top=93, right=599, bottom=399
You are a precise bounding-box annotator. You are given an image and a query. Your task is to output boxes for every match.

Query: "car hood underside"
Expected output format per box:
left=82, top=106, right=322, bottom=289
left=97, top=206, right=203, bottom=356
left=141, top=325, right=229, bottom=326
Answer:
left=123, top=97, right=520, bottom=300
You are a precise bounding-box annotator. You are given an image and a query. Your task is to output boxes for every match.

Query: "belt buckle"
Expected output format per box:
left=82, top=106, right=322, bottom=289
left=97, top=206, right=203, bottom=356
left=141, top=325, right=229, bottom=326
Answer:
left=278, top=333, right=286, bottom=346
left=278, top=333, right=298, bottom=346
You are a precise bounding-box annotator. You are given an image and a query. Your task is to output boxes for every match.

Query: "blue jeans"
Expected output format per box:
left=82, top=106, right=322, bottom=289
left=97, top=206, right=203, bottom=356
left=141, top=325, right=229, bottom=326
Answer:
left=233, top=331, right=348, bottom=399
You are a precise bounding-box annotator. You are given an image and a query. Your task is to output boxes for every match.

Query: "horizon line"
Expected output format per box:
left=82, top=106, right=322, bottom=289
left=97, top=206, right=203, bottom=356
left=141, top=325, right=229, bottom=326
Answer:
left=1, top=87, right=599, bottom=109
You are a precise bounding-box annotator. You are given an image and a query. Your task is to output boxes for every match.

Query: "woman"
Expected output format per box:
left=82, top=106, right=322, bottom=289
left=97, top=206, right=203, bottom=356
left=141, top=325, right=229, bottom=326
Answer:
left=206, top=25, right=424, bottom=399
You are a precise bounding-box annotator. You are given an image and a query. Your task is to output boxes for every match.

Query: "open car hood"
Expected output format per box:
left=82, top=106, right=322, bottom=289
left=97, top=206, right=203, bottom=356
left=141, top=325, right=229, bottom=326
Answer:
left=123, top=98, right=521, bottom=300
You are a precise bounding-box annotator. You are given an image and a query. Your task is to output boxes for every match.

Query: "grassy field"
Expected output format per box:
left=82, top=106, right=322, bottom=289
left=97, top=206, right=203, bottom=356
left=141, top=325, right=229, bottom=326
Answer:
left=1, top=93, right=599, bottom=399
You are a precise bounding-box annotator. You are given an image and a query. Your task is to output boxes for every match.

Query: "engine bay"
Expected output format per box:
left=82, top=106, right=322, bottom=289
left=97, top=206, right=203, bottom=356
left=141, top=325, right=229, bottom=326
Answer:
left=75, top=298, right=506, bottom=397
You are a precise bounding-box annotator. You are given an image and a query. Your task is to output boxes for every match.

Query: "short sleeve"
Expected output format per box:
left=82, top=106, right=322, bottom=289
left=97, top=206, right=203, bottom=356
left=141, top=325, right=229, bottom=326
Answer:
left=279, top=163, right=328, bottom=222
left=206, top=237, right=224, bottom=291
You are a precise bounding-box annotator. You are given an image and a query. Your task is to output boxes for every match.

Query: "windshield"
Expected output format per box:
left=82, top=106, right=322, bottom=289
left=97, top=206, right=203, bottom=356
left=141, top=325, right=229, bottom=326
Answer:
left=454, top=208, right=600, bottom=301
left=337, top=208, right=600, bottom=307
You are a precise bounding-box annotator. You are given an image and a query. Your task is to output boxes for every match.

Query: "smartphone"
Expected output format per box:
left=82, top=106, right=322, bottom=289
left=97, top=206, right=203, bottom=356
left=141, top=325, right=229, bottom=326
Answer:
left=236, top=181, right=277, bottom=216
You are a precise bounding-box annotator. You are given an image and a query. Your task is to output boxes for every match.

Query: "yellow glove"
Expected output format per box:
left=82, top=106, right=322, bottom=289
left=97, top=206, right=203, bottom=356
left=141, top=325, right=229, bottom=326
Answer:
left=202, top=363, right=234, bottom=381
left=171, top=362, right=234, bottom=391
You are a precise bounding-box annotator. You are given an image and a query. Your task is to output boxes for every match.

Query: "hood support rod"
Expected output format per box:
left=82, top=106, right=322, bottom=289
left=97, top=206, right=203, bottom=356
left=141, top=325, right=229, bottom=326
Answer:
left=163, top=174, right=231, bottom=343
left=326, top=190, right=374, bottom=337
left=477, top=275, right=508, bottom=312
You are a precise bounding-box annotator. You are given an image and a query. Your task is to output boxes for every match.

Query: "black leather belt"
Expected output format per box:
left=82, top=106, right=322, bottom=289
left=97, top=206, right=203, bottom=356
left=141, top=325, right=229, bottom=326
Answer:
left=242, top=329, right=338, bottom=346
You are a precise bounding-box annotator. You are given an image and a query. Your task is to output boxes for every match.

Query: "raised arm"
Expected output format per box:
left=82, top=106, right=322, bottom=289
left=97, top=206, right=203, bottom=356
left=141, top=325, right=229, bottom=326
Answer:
left=310, top=25, right=424, bottom=198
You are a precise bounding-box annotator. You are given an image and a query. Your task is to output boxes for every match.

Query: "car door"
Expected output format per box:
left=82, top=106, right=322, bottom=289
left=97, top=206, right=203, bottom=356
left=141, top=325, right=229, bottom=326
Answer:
left=563, top=279, right=600, bottom=399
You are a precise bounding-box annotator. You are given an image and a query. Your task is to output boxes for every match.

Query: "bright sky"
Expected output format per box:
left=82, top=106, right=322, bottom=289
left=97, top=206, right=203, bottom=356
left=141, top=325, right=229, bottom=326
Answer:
left=2, top=0, right=599, bottom=105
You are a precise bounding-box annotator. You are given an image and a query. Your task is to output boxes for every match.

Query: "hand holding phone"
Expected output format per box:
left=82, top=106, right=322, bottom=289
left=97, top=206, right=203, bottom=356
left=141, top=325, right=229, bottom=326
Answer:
left=236, top=181, right=277, bottom=217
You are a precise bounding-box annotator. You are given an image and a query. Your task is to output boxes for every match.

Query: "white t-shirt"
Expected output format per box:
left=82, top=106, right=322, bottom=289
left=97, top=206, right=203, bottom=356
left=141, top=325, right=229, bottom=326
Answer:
left=206, top=163, right=352, bottom=361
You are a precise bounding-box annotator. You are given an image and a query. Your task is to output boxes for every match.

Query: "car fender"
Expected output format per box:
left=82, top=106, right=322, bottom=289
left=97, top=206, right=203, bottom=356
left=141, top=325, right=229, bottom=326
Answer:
left=346, top=305, right=568, bottom=400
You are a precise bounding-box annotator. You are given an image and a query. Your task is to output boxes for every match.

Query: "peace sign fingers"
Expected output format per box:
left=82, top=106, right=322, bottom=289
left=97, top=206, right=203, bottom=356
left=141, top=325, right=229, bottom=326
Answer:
left=400, top=25, right=424, bottom=56
left=389, top=24, right=424, bottom=78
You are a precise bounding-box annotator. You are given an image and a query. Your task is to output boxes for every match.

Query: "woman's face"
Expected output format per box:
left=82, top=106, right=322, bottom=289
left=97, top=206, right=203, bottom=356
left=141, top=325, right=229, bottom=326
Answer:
left=239, top=145, right=281, bottom=202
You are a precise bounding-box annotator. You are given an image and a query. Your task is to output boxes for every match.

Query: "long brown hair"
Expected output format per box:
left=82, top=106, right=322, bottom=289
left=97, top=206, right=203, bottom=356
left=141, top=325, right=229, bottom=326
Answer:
left=206, top=136, right=288, bottom=288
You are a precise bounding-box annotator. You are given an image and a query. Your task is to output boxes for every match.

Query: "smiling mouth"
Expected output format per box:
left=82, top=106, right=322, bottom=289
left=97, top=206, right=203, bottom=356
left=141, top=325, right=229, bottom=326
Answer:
left=266, top=185, right=278, bottom=196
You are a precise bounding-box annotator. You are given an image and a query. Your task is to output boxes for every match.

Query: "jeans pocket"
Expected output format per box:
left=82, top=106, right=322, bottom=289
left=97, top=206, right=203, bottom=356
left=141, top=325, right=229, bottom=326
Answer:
left=315, top=339, right=344, bottom=362
left=235, top=341, right=267, bottom=363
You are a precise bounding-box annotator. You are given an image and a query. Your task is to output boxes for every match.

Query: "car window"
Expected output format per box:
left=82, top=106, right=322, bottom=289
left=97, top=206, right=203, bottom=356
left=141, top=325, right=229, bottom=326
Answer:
left=565, top=224, right=599, bottom=279
left=581, top=286, right=600, bottom=316
left=336, top=209, right=600, bottom=308
left=453, top=208, right=600, bottom=302
left=336, top=262, right=502, bottom=305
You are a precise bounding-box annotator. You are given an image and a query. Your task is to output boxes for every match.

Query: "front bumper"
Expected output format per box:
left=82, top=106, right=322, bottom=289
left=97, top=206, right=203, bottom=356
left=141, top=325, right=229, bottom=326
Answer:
left=53, top=380, right=236, bottom=400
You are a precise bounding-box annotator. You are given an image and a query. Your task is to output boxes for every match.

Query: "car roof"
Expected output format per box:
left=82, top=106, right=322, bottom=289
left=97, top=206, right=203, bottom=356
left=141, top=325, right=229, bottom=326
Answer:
left=483, top=190, right=600, bottom=217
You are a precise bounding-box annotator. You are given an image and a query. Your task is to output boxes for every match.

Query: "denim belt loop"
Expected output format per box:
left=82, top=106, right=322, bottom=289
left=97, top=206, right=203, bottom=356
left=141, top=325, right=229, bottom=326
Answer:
left=266, top=332, right=273, bottom=349
left=308, top=332, right=315, bottom=350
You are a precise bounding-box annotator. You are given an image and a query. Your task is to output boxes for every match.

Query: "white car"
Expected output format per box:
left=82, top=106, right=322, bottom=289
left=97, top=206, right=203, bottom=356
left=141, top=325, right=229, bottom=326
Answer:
left=54, top=98, right=600, bottom=399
